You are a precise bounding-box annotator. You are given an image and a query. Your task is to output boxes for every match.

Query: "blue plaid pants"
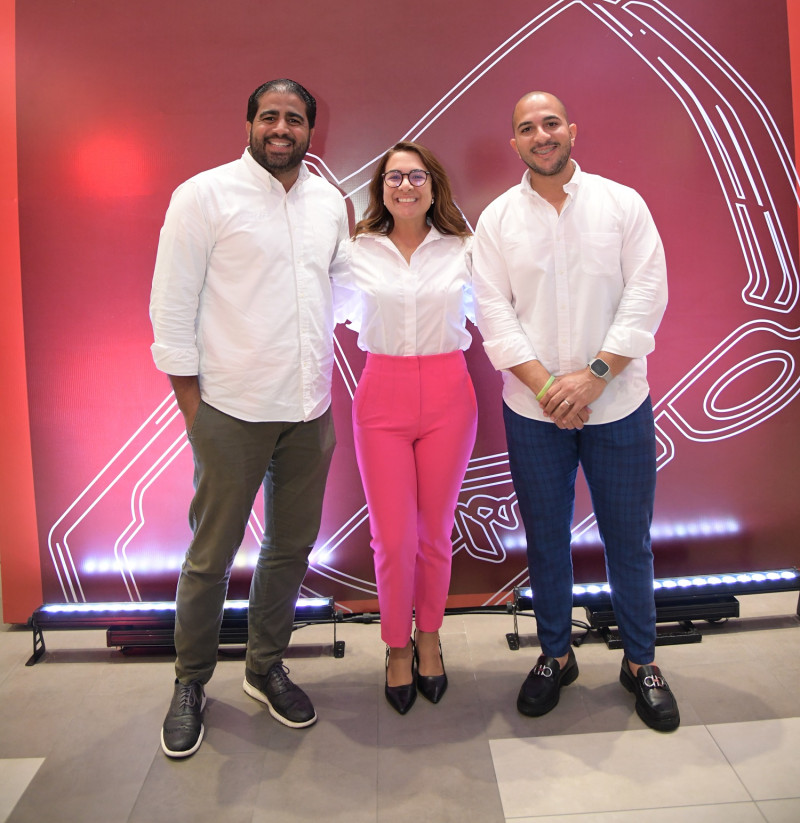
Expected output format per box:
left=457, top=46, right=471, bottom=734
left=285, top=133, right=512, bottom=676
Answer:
left=504, top=397, right=657, bottom=664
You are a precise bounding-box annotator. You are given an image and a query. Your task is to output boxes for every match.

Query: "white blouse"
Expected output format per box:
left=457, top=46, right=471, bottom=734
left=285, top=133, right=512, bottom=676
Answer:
left=331, top=227, right=474, bottom=356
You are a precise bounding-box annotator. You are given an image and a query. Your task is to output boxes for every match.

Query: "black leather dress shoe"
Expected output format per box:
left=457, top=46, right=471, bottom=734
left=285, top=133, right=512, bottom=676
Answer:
left=161, top=679, right=206, bottom=758
left=620, top=658, right=680, bottom=732
left=385, top=643, right=417, bottom=715
left=416, top=641, right=448, bottom=704
left=517, top=648, right=579, bottom=717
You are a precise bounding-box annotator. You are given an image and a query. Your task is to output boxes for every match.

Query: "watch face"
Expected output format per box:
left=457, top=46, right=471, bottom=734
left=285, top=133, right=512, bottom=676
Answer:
left=591, top=359, right=609, bottom=377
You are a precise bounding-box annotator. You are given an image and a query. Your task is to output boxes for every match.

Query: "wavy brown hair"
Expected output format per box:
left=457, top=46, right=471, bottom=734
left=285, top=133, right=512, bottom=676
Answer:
left=353, top=141, right=471, bottom=238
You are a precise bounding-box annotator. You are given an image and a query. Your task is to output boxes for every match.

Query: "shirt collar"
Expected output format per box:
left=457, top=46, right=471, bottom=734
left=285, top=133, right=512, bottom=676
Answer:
left=364, top=223, right=443, bottom=250
left=521, top=160, right=582, bottom=199
left=420, top=223, right=443, bottom=245
left=241, top=147, right=310, bottom=191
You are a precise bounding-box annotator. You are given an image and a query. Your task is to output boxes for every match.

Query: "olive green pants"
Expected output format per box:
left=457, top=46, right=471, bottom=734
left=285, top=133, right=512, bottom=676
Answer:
left=174, top=402, right=335, bottom=684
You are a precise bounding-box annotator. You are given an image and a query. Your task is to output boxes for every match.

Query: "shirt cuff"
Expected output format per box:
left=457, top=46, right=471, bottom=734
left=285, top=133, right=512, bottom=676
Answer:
left=482, top=335, right=537, bottom=372
left=601, top=326, right=656, bottom=359
left=150, top=343, right=200, bottom=375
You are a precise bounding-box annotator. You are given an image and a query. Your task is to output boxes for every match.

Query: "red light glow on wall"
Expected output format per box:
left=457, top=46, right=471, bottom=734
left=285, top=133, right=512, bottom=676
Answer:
left=73, top=133, right=151, bottom=198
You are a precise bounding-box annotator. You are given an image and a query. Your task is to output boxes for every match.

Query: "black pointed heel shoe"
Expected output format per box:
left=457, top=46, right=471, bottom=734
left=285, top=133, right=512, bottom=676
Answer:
left=385, top=641, right=417, bottom=715
left=415, top=638, right=448, bottom=704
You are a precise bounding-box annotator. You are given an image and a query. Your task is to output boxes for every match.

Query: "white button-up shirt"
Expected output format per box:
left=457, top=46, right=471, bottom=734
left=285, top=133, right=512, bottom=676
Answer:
left=332, top=227, right=473, bottom=356
left=472, top=163, right=667, bottom=424
left=150, top=149, right=349, bottom=422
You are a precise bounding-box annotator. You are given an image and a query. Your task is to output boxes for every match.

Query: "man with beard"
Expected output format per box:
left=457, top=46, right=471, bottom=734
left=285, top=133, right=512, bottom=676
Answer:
left=150, top=79, right=348, bottom=757
left=472, top=92, right=679, bottom=732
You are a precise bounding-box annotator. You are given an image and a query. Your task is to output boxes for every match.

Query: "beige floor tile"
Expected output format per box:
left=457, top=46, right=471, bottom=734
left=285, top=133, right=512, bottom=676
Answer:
left=0, top=760, right=44, bottom=823
left=377, top=738, right=504, bottom=823
left=6, top=691, right=164, bottom=823
left=512, top=802, right=766, bottom=822
left=708, top=718, right=800, bottom=800
left=490, top=725, right=750, bottom=818
left=129, top=752, right=265, bottom=823
left=757, top=797, right=800, bottom=823
left=251, top=725, right=379, bottom=823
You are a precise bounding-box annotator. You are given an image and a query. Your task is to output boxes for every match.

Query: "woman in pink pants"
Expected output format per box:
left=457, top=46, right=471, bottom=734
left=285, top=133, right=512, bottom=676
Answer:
left=334, top=142, right=477, bottom=714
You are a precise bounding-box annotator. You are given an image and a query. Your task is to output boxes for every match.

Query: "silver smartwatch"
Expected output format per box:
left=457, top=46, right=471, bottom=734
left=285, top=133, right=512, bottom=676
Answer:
left=588, top=357, right=613, bottom=383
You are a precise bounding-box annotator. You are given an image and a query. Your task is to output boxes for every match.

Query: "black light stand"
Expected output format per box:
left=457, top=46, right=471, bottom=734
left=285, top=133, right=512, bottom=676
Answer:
left=505, top=568, right=800, bottom=650
left=26, top=597, right=345, bottom=665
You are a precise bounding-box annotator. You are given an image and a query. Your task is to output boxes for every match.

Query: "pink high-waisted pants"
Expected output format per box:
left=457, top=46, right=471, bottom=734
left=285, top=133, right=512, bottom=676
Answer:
left=353, top=350, right=477, bottom=648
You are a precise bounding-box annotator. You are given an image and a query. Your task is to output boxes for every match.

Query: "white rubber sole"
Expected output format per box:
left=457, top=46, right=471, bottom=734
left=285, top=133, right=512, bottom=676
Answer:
left=160, top=692, right=207, bottom=758
left=242, top=678, right=317, bottom=729
left=160, top=722, right=205, bottom=758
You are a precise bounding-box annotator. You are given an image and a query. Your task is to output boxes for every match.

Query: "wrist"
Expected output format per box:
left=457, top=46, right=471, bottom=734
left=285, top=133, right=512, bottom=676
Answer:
left=588, top=357, right=613, bottom=384
left=535, top=374, right=555, bottom=401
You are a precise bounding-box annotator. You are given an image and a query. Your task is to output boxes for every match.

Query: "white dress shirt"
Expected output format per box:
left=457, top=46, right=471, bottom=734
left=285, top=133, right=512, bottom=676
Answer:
left=472, top=163, right=667, bottom=424
left=150, top=149, right=349, bottom=422
left=332, top=227, right=473, bottom=356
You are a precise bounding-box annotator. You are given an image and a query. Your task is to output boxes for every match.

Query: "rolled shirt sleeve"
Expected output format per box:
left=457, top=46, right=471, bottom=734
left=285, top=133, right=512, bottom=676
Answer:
left=150, top=180, right=210, bottom=376
left=600, top=191, right=668, bottom=359
left=472, top=214, right=538, bottom=371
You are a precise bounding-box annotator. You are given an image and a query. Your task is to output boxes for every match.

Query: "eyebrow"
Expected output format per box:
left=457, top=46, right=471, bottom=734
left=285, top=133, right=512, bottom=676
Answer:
left=516, top=115, right=562, bottom=130
left=258, top=108, right=305, bottom=121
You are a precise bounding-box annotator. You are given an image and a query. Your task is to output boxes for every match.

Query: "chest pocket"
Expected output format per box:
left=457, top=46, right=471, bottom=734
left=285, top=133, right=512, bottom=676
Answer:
left=579, top=232, right=622, bottom=278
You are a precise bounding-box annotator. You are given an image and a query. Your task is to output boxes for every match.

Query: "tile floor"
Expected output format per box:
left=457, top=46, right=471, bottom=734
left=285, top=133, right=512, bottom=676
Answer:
left=0, top=586, right=798, bottom=823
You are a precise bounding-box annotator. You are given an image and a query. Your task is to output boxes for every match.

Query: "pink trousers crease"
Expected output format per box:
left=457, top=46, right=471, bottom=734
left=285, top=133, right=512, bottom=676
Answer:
left=353, top=350, right=478, bottom=647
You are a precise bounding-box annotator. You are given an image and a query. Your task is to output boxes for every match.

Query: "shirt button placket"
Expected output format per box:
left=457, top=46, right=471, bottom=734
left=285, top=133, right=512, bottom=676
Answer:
left=554, top=216, right=571, bottom=371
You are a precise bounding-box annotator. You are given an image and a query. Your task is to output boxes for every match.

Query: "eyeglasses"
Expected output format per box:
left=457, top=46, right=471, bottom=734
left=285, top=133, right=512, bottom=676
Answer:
left=382, top=169, right=431, bottom=188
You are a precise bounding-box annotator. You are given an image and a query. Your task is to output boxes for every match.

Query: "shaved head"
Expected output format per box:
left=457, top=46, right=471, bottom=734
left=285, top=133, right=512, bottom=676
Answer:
left=512, top=91, right=569, bottom=133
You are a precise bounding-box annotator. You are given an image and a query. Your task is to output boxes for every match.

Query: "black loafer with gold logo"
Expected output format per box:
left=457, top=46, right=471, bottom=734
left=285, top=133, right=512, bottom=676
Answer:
left=620, top=658, right=680, bottom=732
left=517, top=648, right=579, bottom=717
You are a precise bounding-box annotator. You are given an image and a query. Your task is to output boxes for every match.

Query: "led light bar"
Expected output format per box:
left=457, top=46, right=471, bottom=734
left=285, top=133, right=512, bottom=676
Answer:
left=514, top=568, right=799, bottom=603
left=27, top=596, right=341, bottom=666
left=506, top=568, right=799, bottom=652
left=37, top=597, right=332, bottom=616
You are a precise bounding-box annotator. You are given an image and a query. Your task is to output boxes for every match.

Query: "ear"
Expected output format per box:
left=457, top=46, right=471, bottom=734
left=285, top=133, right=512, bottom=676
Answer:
left=510, top=137, right=520, bottom=157
left=569, top=123, right=577, bottom=146
left=246, top=121, right=253, bottom=140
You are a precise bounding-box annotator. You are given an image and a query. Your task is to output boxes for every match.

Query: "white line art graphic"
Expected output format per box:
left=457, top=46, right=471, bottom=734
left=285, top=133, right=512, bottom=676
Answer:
left=45, top=0, right=798, bottom=606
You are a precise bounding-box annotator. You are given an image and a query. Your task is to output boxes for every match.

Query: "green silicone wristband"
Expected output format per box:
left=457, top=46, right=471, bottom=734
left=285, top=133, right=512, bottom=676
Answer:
left=536, top=375, right=555, bottom=401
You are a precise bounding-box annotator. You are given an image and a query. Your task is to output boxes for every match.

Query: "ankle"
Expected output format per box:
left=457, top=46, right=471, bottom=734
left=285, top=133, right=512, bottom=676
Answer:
left=627, top=660, right=654, bottom=677
left=415, top=631, right=444, bottom=677
left=414, top=629, right=440, bottom=651
left=386, top=645, right=413, bottom=687
left=553, top=652, right=569, bottom=669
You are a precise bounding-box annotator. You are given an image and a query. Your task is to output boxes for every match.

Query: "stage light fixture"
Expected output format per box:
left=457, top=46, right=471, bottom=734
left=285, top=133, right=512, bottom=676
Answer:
left=27, top=596, right=344, bottom=665
left=506, top=568, right=799, bottom=650
left=513, top=567, right=799, bottom=604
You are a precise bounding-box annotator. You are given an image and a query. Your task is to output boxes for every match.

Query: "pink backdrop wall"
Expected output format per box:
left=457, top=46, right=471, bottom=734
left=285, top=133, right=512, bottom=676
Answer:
left=2, top=0, right=799, bottom=622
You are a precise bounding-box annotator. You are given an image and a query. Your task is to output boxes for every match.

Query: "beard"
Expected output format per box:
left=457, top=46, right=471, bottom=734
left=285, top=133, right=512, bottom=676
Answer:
left=249, top=133, right=310, bottom=177
left=522, top=141, right=572, bottom=178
